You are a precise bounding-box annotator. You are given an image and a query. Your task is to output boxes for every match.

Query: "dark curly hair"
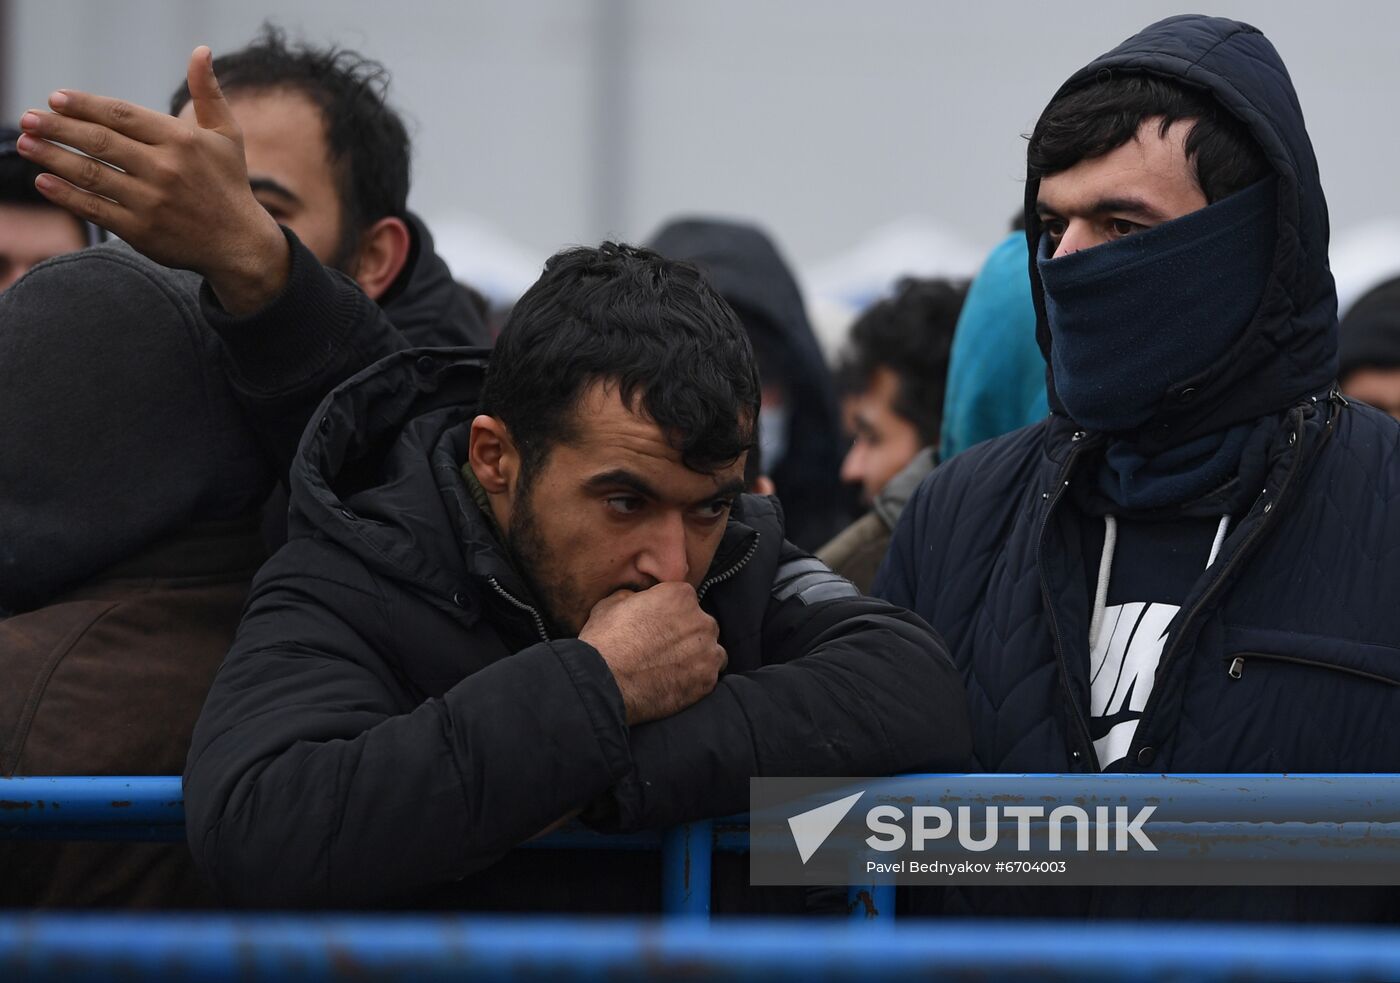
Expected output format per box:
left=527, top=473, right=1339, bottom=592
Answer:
left=480, top=242, right=760, bottom=478
left=844, top=277, right=965, bottom=446
left=169, top=24, right=410, bottom=265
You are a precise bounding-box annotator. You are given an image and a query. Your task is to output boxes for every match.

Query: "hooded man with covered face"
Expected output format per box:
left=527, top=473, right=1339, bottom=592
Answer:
left=876, top=15, right=1400, bottom=922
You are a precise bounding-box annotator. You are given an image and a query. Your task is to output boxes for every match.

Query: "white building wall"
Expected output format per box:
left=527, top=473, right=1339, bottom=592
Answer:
left=5, top=1, right=1396, bottom=280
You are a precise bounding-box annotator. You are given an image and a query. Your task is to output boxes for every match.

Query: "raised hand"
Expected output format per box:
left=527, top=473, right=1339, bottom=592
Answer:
left=578, top=582, right=728, bottom=726
left=15, top=46, right=288, bottom=315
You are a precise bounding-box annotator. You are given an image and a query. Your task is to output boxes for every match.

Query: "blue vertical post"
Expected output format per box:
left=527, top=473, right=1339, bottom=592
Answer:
left=661, top=821, right=712, bottom=918
left=847, top=883, right=897, bottom=925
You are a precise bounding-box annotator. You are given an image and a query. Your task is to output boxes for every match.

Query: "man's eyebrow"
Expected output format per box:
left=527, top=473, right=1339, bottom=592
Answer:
left=583, top=469, right=661, bottom=500
left=1036, top=195, right=1168, bottom=222
left=248, top=177, right=301, bottom=204
left=1089, top=196, right=1170, bottom=221
left=583, top=469, right=745, bottom=506
left=708, top=478, right=746, bottom=500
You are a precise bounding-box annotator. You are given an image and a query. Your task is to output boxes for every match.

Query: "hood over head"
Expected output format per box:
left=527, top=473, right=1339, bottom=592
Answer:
left=1024, top=15, right=1338, bottom=453
left=939, top=232, right=1048, bottom=462
left=648, top=217, right=850, bottom=548
left=0, top=243, right=273, bottom=613
left=1339, top=275, right=1400, bottom=379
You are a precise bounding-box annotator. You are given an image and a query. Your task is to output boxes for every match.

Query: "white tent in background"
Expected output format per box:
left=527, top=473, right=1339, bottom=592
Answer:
left=427, top=216, right=547, bottom=309
left=799, top=217, right=986, bottom=364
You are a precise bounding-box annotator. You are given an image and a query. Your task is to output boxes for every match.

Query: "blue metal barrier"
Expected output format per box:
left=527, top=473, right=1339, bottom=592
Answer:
left=0, top=778, right=759, bottom=920
left=6, top=776, right=1400, bottom=980
left=661, top=820, right=712, bottom=917
left=7, top=776, right=1400, bottom=922
left=0, top=776, right=184, bottom=842
left=1, top=914, right=1399, bottom=982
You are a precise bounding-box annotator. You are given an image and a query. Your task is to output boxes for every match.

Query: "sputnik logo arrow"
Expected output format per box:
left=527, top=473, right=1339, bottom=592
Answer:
left=787, top=790, right=865, bottom=864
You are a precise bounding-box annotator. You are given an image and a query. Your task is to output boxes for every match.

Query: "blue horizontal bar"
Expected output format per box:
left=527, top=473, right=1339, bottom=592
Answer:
left=862, top=773, right=1400, bottom=818
left=0, top=915, right=1398, bottom=981
left=7, top=775, right=1400, bottom=842
left=0, top=776, right=182, bottom=827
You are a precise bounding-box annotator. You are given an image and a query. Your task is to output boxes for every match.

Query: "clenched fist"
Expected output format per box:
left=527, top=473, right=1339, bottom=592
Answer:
left=579, top=582, right=727, bottom=725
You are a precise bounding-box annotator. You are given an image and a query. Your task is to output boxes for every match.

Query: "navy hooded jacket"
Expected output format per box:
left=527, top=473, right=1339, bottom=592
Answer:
left=876, top=15, right=1400, bottom=922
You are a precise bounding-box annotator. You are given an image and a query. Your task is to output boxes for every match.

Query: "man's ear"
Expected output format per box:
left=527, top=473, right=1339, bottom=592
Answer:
left=352, top=216, right=412, bottom=302
left=468, top=415, right=519, bottom=523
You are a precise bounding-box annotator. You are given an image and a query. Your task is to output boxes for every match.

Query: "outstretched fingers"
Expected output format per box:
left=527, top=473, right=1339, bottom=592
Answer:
left=44, top=88, right=180, bottom=146
left=30, top=171, right=133, bottom=237
left=15, top=131, right=142, bottom=206
left=18, top=108, right=147, bottom=174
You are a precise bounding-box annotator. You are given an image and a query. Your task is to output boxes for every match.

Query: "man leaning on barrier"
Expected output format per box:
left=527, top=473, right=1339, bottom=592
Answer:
left=875, top=14, right=1400, bottom=921
left=17, top=49, right=971, bottom=909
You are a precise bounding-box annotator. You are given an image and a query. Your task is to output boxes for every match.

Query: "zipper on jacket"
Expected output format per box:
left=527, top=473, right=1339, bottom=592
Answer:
left=1126, top=402, right=1329, bottom=763
left=487, top=576, right=550, bottom=643
left=1035, top=442, right=1097, bottom=768
left=697, top=533, right=760, bottom=601
left=1225, top=652, right=1399, bottom=687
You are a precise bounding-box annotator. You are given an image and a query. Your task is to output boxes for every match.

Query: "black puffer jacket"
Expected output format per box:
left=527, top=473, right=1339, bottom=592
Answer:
left=184, top=308, right=971, bottom=910
left=876, top=15, right=1400, bottom=922
left=252, top=213, right=489, bottom=547
left=379, top=213, right=490, bottom=349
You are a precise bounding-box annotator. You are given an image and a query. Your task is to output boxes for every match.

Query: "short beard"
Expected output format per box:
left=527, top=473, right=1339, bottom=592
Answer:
left=502, top=472, right=574, bottom=636
left=326, top=224, right=363, bottom=280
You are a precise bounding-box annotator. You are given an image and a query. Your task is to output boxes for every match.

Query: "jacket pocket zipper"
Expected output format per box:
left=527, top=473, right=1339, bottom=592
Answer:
left=1225, top=651, right=1400, bottom=687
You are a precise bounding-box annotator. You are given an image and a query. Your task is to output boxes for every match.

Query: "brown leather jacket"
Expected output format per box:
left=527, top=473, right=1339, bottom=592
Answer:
left=0, top=517, right=264, bottom=907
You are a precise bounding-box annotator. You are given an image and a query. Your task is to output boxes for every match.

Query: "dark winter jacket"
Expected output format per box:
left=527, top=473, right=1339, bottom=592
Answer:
left=256, top=212, right=489, bottom=547
left=0, top=215, right=480, bottom=614
left=0, top=222, right=472, bottom=906
left=367, top=212, right=490, bottom=350
left=0, top=240, right=280, bottom=908
left=183, top=280, right=972, bottom=911
left=649, top=219, right=852, bottom=550
left=876, top=15, right=1400, bottom=922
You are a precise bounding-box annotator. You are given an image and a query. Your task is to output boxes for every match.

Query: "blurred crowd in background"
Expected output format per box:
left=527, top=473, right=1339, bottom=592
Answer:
left=2, top=6, right=1400, bottom=916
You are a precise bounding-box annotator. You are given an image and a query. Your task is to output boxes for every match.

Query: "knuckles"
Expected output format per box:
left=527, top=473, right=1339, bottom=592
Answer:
left=148, top=157, right=180, bottom=188
left=86, top=127, right=112, bottom=157
left=77, top=194, right=106, bottom=223
left=107, top=100, right=135, bottom=125
left=77, top=158, right=103, bottom=189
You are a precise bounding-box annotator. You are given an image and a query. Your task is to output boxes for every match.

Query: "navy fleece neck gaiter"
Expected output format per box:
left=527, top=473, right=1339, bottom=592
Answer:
left=1037, top=178, right=1276, bottom=434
